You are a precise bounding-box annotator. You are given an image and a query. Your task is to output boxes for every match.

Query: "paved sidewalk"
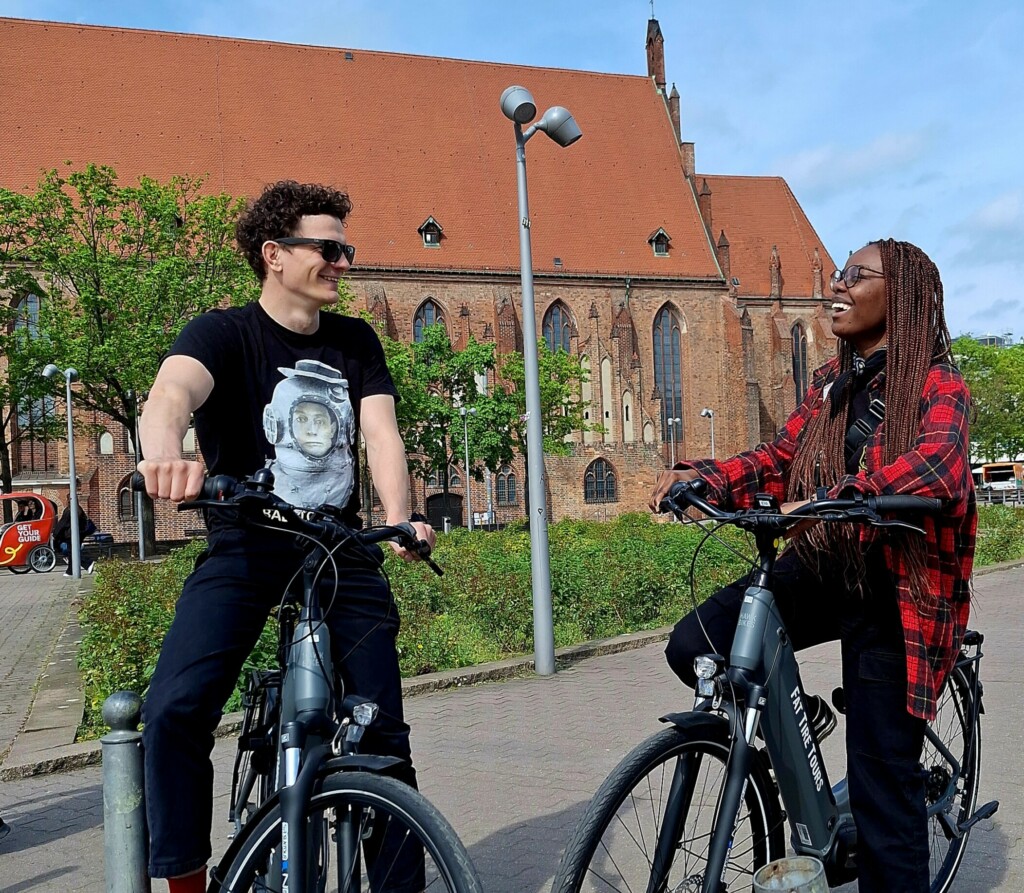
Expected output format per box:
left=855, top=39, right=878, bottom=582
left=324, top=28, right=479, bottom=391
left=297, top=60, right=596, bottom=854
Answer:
left=0, top=567, right=80, bottom=766
left=0, top=565, right=1020, bottom=891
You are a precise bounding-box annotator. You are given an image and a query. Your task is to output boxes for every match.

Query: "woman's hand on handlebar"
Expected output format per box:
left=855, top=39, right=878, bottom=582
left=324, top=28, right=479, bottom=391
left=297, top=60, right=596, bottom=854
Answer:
left=136, top=459, right=206, bottom=502
left=388, top=517, right=436, bottom=562
left=780, top=499, right=820, bottom=538
left=649, top=468, right=702, bottom=513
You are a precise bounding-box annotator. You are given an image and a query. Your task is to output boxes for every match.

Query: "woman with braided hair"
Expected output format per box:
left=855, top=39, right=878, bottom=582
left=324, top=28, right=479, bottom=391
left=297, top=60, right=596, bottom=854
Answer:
left=649, top=239, right=975, bottom=893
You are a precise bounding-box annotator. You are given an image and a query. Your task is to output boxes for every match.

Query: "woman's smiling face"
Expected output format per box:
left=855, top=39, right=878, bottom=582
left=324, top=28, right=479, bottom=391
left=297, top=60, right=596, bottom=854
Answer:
left=829, top=243, right=888, bottom=356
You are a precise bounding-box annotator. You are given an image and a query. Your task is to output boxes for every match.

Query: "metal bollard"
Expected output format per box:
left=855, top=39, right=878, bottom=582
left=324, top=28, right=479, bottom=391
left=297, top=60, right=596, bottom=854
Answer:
left=101, top=691, right=151, bottom=893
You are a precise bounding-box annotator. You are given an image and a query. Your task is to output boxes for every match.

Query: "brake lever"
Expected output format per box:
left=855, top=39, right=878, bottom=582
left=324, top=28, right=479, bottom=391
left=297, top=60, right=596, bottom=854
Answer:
left=395, top=522, right=444, bottom=576
left=870, top=519, right=927, bottom=536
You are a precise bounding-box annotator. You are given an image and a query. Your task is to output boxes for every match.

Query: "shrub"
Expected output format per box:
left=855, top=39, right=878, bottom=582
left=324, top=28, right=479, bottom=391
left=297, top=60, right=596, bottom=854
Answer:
left=76, top=508, right=1021, bottom=739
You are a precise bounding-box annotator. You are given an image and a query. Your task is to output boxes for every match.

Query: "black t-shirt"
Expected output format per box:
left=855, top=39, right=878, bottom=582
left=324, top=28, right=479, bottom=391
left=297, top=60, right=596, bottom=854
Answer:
left=166, top=302, right=398, bottom=526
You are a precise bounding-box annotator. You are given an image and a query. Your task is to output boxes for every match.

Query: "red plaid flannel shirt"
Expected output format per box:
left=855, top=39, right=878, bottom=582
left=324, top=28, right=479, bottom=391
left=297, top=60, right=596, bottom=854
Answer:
left=682, top=358, right=976, bottom=720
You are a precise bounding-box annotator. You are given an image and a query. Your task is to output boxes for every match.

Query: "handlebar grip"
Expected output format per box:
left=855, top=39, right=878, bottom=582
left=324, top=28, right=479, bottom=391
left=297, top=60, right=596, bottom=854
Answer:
left=131, top=471, right=147, bottom=492
left=200, top=475, right=241, bottom=501
left=872, top=495, right=942, bottom=513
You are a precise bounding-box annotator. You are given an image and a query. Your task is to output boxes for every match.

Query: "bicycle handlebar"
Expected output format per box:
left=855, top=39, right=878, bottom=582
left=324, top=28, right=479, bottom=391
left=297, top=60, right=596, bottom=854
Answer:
left=661, top=478, right=940, bottom=534
left=131, top=470, right=443, bottom=575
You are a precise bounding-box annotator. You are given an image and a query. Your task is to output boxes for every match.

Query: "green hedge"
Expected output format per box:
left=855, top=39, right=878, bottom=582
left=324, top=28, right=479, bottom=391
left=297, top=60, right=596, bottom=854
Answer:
left=76, top=507, right=1024, bottom=739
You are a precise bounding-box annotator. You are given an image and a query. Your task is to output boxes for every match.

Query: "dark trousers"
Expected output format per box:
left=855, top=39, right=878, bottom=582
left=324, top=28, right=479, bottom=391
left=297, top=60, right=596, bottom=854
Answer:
left=665, top=550, right=929, bottom=893
left=143, top=527, right=416, bottom=879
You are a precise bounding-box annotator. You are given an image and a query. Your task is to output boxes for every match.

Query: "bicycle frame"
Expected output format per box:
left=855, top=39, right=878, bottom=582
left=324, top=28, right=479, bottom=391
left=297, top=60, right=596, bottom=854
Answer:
left=695, top=532, right=845, bottom=893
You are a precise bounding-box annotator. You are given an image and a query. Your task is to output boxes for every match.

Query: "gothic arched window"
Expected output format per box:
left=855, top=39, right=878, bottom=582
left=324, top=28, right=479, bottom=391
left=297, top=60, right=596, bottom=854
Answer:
left=542, top=302, right=572, bottom=353
left=584, top=458, right=617, bottom=504
left=792, top=322, right=809, bottom=405
left=653, top=305, right=683, bottom=434
left=413, top=299, right=446, bottom=342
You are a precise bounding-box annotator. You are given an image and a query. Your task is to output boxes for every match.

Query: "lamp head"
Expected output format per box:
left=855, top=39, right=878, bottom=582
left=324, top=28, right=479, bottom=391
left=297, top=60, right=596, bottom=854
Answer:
left=500, top=86, right=537, bottom=125
left=536, top=106, right=582, bottom=147
left=42, top=364, right=60, bottom=379
left=700, top=408, right=714, bottom=418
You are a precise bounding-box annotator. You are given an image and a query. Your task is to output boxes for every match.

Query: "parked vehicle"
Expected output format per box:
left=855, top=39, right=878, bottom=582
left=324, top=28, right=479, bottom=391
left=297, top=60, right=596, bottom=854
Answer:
left=978, top=461, right=1024, bottom=491
left=0, top=493, right=57, bottom=574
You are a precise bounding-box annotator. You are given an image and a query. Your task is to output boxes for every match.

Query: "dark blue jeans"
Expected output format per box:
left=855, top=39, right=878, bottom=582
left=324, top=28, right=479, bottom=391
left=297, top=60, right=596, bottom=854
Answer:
left=143, top=526, right=416, bottom=879
left=665, top=550, right=929, bottom=893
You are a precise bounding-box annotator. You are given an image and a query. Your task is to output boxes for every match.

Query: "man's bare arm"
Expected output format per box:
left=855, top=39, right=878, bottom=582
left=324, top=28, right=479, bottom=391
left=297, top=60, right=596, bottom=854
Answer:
left=361, top=393, right=435, bottom=558
left=137, top=355, right=214, bottom=501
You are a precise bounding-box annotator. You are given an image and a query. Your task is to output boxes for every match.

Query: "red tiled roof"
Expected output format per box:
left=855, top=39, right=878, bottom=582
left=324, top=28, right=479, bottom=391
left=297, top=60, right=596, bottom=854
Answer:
left=0, top=17, right=723, bottom=279
left=700, top=175, right=837, bottom=297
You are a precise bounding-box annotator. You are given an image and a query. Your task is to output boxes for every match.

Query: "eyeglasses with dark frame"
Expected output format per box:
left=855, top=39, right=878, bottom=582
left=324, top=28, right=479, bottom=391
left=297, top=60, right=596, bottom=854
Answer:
left=830, top=264, right=883, bottom=290
left=275, top=237, right=356, bottom=265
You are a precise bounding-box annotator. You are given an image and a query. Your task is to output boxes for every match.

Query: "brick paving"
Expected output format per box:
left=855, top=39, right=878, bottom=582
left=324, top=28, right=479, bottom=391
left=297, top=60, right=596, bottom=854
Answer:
left=0, top=567, right=77, bottom=765
left=0, top=565, right=1021, bottom=892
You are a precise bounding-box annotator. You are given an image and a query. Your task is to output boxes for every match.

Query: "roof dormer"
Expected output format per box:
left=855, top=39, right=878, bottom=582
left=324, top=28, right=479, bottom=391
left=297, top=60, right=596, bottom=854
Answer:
left=648, top=227, right=671, bottom=257
left=418, top=216, right=443, bottom=248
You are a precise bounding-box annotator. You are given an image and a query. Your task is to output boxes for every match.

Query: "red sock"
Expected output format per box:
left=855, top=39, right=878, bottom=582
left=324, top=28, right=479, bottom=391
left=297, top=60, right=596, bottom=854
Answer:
left=166, top=867, right=206, bottom=893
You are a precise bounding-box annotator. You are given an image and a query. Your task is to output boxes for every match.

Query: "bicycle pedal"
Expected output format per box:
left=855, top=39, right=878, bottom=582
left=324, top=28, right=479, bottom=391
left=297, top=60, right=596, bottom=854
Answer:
left=806, top=693, right=837, bottom=743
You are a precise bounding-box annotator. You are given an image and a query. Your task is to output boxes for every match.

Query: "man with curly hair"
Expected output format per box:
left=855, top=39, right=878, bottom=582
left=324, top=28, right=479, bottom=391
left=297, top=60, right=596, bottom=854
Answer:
left=137, top=180, right=434, bottom=893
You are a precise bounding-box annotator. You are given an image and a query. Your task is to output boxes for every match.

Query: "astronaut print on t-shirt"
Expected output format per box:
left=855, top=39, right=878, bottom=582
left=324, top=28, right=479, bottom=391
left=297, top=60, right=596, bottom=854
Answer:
left=262, top=359, right=356, bottom=509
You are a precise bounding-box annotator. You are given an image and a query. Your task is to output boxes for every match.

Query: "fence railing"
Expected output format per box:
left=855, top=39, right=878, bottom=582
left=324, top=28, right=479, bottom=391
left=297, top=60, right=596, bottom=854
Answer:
left=977, top=487, right=1024, bottom=506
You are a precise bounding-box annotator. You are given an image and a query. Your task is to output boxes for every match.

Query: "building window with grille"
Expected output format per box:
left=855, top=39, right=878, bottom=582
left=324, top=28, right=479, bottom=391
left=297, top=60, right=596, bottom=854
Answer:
left=653, top=305, right=683, bottom=434
left=584, top=458, right=617, bottom=504
left=496, top=465, right=517, bottom=505
left=418, top=216, right=443, bottom=248
left=14, top=295, right=56, bottom=473
left=427, top=465, right=461, bottom=489
left=413, top=299, right=446, bottom=343
left=648, top=227, right=671, bottom=257
left=118, top=474, right=137, bottom=520
left=542, top=301, right=573, bottom=353
left=792, top=322, right=808, bottom=405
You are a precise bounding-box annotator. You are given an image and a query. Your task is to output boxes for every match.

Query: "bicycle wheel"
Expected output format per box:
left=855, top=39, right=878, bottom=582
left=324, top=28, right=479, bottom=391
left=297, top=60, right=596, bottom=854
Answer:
left=215, top=771, right=482, bottom=893
left=926, top=664, right=981, bottom=893
left=553, top=724, right=785, bottom=893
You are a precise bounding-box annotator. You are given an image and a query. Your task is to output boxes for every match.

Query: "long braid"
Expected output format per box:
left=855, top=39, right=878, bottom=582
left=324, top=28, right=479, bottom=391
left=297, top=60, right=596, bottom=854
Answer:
left=786, top=239, right=953, bottom=604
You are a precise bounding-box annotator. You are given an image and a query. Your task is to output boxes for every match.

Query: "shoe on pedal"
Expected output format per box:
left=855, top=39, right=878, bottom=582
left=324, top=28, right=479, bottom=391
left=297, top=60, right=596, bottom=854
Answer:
left=805, top=693, right=837, bottom=743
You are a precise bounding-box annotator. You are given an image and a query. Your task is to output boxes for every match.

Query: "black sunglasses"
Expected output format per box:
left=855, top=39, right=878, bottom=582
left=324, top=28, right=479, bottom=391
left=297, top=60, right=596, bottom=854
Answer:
left=275, top=237, right=355, bottom=265
left=830, top=264, right=883, bottom=289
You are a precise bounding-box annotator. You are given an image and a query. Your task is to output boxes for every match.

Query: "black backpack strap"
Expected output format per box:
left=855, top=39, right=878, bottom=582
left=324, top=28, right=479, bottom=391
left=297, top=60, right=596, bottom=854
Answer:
left=845, top=397, right=885, bottom=464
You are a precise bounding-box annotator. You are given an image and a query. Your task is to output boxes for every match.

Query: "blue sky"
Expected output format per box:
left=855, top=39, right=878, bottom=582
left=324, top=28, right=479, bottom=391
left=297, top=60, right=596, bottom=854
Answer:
left=2, top=0, right=1021, bottom=339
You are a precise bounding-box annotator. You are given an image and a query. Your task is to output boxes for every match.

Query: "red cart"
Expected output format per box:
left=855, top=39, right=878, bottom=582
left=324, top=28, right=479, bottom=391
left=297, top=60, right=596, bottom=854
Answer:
left=0, top=492, right=57, bottom=574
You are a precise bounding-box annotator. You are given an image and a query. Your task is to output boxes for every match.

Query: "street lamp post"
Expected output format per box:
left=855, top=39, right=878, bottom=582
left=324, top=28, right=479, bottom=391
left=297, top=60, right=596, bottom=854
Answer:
left=668, top=416, right=682, bottom=466
left=42, top=364, right=81, bottom=579
left=500, top=85, right=582, bottom=676
left=460, top=406, right=477, bottom=530
left=701, top=407, right=716, bottom=459
left=129, top=390, right=147, bottom=560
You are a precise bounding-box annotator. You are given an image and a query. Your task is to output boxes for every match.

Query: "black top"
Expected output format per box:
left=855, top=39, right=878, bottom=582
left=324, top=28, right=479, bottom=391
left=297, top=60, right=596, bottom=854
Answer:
left=165, top=302, right=398, bottom=526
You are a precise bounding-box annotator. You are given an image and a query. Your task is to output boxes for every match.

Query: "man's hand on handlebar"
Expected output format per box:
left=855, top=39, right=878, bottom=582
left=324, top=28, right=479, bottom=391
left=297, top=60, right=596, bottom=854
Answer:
left=136, top=459, right=206, bottom=503
left=649, top=468, right=702, bottom=513
left=388, top=517, right=436, bottom=563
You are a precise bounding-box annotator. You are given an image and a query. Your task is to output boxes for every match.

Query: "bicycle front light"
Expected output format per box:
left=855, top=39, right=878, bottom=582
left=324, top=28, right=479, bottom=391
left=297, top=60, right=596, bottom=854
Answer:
left=352, top=701, right=379, bottom=727
left=694, top=654, right=721, bottom=680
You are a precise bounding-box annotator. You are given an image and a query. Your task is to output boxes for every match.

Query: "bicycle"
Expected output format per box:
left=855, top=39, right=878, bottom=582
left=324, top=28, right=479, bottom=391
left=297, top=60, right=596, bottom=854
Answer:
left=137, top=469, right=483, bottom=893
left=552, top=478, right=999, bottom=893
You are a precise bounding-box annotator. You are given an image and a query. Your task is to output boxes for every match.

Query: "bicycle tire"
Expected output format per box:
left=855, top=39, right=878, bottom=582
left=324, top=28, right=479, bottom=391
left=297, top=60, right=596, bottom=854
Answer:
left=553, top=723, right=785, bottom=893
left=214, top=770, right=483, bottom=893
left=927, top=665, right=981, bottom=893
left=29, top=545, right=56, bottom=573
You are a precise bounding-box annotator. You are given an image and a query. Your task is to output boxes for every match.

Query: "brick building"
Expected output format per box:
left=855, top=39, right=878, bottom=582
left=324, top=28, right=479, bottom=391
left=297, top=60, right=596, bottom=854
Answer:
left=0, top=15, right=836, bottom=541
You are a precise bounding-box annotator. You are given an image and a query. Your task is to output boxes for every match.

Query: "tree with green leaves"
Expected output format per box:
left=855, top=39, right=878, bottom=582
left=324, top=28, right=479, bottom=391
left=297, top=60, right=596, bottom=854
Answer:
left=1, top=163, right=258, bottom=545
left=954, top=335, right=1024, bottom=461
left=491, top=342, right=595, bottom=515
left=379, top=323, right=509, bottom=522
left=0, top=189, right=63, bottom=507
